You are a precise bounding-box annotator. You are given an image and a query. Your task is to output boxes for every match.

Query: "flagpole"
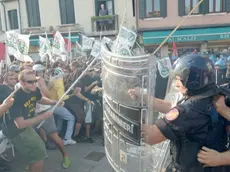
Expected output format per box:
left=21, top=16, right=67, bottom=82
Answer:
left=44, top=32, right=49, bottom=74
left=68, top=27, right=72, bottom=64
left=152, top=0, right=204, bottom=56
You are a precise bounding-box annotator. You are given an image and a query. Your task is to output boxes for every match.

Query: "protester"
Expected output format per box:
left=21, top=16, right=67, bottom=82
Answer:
left=33, top=64, right=71, bottom=168
left=2, top=70, right=58, bottom=172
left=48, top=67, right=76, bottom=145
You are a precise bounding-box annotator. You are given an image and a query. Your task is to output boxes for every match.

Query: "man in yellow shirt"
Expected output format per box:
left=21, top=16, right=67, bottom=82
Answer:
left=49, top=67, right=76, bottom=146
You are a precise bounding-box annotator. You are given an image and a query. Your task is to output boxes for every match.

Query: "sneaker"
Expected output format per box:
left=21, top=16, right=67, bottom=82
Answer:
left=73, top=135, right=84, bottom=143
left=64, top=139, right=76, bottom=146
left=80, top=137, right=94, bottom=143
left=62, top=156, right=71, bottom=169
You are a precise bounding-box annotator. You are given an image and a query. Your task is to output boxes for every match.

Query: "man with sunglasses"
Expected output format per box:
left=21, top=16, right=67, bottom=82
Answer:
left=2, top=70, right=59, bottom=172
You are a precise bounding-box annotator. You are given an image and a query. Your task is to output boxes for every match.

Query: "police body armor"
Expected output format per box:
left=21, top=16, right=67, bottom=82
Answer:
left=101, top=45, right=168, bottom=172
left=166, top=96, right=228, bottom=172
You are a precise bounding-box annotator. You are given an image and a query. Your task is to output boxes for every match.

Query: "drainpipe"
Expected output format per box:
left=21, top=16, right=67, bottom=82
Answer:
left=17, top=0, right=22, bottom=32
left=0, top=1, right=7, bottom=31
left=135, top=0, right=139, bottom=30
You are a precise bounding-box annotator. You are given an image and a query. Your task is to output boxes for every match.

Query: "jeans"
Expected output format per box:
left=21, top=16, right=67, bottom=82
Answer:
left=54, top=106, right=75, bottom=140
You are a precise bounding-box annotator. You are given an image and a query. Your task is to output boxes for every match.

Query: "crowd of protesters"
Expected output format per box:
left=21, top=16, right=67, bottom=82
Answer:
left=0, top=57, right=103, bottom=172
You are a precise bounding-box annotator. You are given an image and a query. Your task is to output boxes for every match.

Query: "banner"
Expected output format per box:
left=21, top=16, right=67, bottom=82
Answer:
left=90, top=41, right=101, bottom=58
left=76, top=41, right=83, bottom=56
left=0, top=42, right=5, bottom=60
left=16, top=34, right=33, bottom=62
left=101, top=37, right=113, bottom=50
left=39, top=36, right=52, bottom=61
left=119, top=27, right=137, bottom=48
left=157, top=57, right=172, bottom=78
left=5, top=31, right=18, bottom=58
left=52, top=31, right=67, bottom=56
left=82, top=35, right=94, bottom=50
left=117, top=44, right=132, bottom=56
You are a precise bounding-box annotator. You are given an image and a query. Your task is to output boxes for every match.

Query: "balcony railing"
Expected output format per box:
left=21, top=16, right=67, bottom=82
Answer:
left=91, top=15, right=118, bottom=33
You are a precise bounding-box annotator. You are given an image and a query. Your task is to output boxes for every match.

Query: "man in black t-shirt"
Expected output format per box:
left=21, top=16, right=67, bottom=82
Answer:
left=3, top=70, right=58, bottom=172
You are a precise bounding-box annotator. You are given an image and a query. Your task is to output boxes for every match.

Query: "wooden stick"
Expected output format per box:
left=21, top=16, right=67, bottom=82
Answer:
left=152, top=0, right=204, bottom=56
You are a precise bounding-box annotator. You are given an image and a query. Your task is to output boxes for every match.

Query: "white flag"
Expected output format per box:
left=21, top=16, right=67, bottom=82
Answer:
left=157, top=57, right=172, bottom=78
left=16, top=34, right=33, bottom=62
left=90, top=41, right=101, bottom=58
left=52, top=31, right=67, bottom=56
left=76, top=41, right=83, bottom=56
left=39, top=36, right=52, bottom=61
left=119, top=27, right=137, bottom=47
left=117, top=44, right=132, bottom=56
left=82, top=35, right=94, bottom=50
left=5, top=30, right=18, bottom=58
left=101, top=37, right=113, bottom=50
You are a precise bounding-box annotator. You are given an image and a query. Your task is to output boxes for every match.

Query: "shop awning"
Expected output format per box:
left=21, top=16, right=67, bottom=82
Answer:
left=29, top=32, right=80, bottom=46
left=142, top=26, right=230, bottom=45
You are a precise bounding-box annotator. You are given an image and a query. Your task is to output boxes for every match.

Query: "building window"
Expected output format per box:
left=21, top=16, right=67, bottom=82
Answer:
left=8, top=10, right=19, bottom=30
left=146, top=0, right=161, bottom=17
left=26, top=0, right=41, bottom=27
left=185, top=0, right=200, bottom=14
left=59, top=0, right=75, bottom=24
left=95, top=0, right=114, bottom=16
left=209, top=0, right=224, bottom=13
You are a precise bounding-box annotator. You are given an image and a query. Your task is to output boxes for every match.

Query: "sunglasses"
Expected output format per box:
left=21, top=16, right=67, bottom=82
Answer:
left=23, top=80, right=37, bottom=84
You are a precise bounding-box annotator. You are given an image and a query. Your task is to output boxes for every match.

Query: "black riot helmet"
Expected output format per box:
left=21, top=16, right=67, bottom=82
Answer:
left=170, top=54, right=215, bottom=96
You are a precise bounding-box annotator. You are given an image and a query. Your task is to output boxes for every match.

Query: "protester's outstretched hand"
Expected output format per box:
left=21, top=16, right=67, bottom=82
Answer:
left=128, top=87, right=140, bottom=100
left=197, top=147, right=222, bottom=167
left=3, top=90, right=16, bottom=108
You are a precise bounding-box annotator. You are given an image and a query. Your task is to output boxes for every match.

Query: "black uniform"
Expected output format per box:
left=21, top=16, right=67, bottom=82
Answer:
left=154, top=54, right=230, bottom=172
left=156, top=96, right=229, bottom=172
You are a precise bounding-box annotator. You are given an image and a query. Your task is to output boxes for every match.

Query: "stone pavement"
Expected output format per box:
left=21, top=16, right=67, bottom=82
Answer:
left=9, top=136, right=114, bottom=172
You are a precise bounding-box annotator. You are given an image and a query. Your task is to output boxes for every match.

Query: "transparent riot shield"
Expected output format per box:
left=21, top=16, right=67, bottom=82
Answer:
left=101, top=45, right=170, bottom=172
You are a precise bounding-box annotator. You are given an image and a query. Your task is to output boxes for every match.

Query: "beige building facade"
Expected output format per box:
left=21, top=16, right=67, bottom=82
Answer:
left=0, top=0, right=136, bottom=53
left=137, top=0, right=230, bottom=55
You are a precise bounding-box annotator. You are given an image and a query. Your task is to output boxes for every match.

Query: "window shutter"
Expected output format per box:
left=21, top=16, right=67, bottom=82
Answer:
left=8, top=10, right=19, bottom=30
left=160, top=0, right=167, bottom=17
left=59, top=0, right=67, bottom=24
left=26, top=0, right=41, bottom=27
left=12, top=10, right=19, bottom=29
left=33, top=0, right=41, bottom=26
left=200, top=0, right=209, bottom=14
left=178, top=0, right=185, bottom=16
left=139, top=0, right=146, bottom=19
left=66, top=0, right=75, bottom=24
left=26, top=0, right=33, bottom=27
left=225, top=0, right=230, bottom=12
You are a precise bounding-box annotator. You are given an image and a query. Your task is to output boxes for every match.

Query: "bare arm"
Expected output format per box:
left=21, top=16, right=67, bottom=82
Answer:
left=14, top=111, right=52, bottom=129
left=142, top=125, right=167, bottom=145
left=84, top=81, right=98, bottom=93
left=76, top=92, right=90, bottom=102
left=39, top=85, right=51, bottom=98
left=152, top=98, right=172, bottom=114
left=38, top=97, right=56, bottom=105
left=0, top=104, right=11, bottom=117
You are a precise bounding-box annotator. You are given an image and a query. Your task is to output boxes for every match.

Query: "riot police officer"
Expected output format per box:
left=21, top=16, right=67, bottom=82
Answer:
left=197, top=95, right=230, bottom=167
left=134, top=54, right=230, bottom=172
